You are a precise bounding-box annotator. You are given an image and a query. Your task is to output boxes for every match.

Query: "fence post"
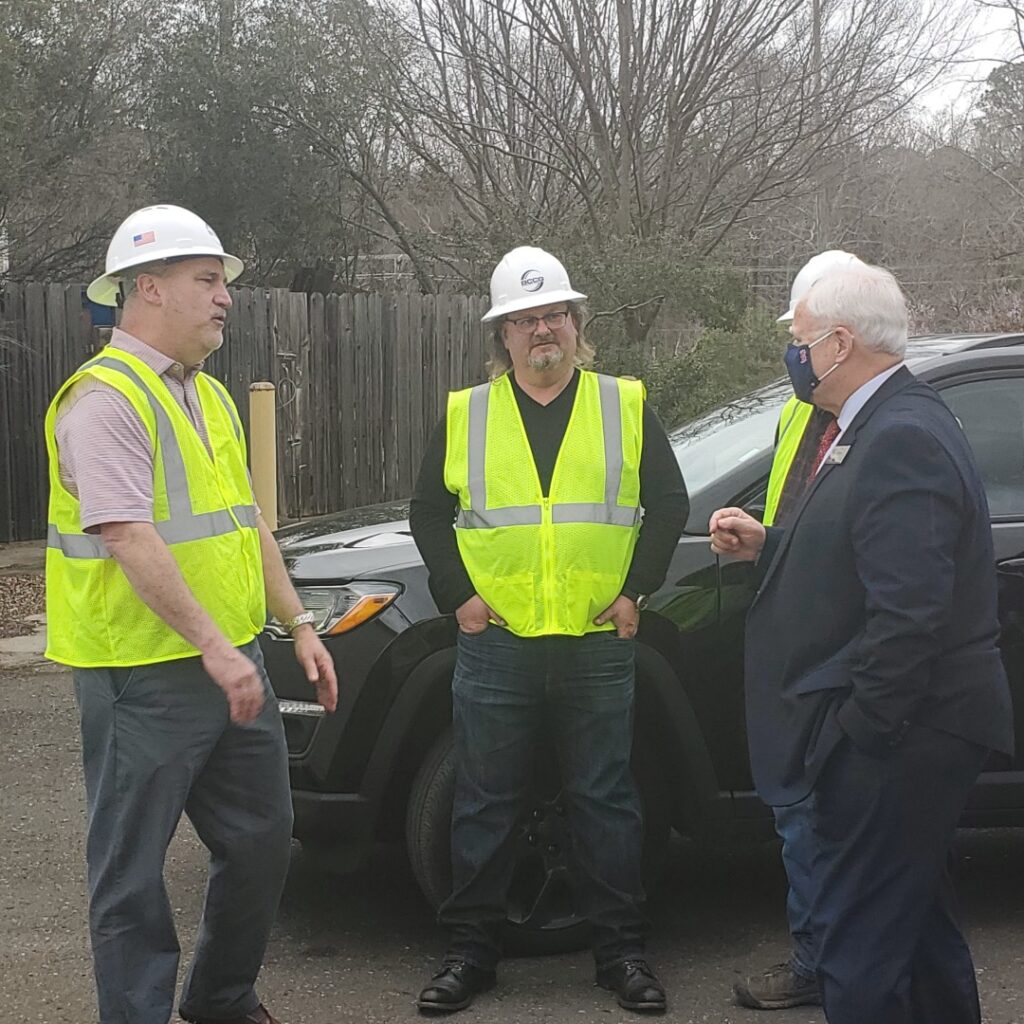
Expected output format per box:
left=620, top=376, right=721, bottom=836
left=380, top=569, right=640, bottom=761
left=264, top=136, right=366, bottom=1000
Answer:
left=249, top=381, right=278, bottom=530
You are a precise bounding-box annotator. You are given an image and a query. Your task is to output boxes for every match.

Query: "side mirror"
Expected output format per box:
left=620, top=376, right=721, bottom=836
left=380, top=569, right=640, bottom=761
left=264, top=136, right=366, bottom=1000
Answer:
left=744, top=503, right=766, bottom=524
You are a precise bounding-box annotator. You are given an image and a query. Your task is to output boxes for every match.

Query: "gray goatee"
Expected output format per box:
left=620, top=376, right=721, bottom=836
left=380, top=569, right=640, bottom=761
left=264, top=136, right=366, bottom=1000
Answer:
left=527, top=345, right=565, bottom=372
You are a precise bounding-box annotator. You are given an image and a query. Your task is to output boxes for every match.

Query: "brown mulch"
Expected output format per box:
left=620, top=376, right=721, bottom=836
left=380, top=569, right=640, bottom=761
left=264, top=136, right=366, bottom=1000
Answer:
left=0, top=573, right=46, bottom=639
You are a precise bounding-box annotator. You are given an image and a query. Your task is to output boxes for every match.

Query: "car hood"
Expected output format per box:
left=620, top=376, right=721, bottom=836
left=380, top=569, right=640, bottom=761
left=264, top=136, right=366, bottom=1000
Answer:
left=273, top=500, right=423, bottom=581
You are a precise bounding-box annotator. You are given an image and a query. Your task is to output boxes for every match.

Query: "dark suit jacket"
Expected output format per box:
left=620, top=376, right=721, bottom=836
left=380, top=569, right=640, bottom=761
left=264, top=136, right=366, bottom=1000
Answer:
left=746, top=366, right=1015, bottom=807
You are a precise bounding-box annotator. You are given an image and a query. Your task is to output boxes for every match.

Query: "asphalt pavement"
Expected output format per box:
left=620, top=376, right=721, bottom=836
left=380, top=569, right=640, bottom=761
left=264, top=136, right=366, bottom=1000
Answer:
left=1, top=564, right=1022, bottom=1023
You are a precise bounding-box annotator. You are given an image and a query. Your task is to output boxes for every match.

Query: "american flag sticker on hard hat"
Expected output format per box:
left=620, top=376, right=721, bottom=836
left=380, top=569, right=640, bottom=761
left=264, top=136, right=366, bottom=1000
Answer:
left=133, top=231, right=156, bottom=247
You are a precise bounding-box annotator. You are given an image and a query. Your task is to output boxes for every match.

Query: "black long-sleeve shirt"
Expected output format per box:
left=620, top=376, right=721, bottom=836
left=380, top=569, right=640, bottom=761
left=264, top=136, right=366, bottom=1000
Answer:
left=409, top=369, right=689, bottom=613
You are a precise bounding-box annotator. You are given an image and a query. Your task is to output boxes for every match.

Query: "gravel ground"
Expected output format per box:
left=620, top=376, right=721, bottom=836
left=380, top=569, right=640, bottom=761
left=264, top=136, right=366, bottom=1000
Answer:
left=0, top=572, right=45, bottom=639
left=2, top=662, right=1024, bottom=1023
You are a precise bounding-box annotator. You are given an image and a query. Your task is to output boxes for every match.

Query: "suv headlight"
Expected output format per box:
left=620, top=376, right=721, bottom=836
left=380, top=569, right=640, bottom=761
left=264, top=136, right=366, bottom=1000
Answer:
left=265, top=583, right=400, bottom=639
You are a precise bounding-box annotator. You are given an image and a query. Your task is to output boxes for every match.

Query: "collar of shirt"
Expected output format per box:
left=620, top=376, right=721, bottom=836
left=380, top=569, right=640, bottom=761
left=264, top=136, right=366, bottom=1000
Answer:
left=836, top=362, right=906, bottom=436
left=818, top=361, right=905, bottom=469
left=109, top=328, right=205, bottom=383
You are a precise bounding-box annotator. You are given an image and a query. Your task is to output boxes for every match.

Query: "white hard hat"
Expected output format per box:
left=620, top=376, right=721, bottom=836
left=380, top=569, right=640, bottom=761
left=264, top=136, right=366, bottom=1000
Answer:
left=778, top=249, right=865, bottom=322
left=87, top=204, right=244, bottom=306
left=482, top=246, right=587, bottom=323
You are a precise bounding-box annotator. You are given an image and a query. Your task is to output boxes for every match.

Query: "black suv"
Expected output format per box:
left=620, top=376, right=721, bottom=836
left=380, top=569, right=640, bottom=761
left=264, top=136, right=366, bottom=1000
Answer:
left=260, top=333, right=1024, bottom=954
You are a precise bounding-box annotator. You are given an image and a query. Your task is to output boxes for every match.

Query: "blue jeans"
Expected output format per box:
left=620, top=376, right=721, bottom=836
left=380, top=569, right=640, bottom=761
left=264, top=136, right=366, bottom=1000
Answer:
left=773, top=799, right=818, bottom=978
left=440, top=626, right=648, bottom=971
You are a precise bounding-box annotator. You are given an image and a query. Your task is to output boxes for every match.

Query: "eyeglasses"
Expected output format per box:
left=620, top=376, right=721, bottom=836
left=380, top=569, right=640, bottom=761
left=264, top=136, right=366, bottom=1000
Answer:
left=505, top=310, right=569, bottom=332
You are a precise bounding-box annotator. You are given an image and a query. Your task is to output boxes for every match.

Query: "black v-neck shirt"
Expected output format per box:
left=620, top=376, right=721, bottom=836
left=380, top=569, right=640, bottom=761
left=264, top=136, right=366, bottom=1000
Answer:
left=409, top=369, right=689, bottom=613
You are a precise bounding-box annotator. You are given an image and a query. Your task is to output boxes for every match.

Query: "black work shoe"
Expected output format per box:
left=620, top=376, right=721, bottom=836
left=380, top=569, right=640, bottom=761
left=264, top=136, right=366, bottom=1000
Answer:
left=597, top=959, right=667, bottom=1013
left=733, top=962, right=821, bottom=1010
left=417, top=960, right=496, bottom=1014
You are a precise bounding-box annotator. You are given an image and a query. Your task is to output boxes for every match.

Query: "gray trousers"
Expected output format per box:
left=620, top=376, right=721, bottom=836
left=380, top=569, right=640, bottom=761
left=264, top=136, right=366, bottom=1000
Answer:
left=73, top=639, right=293, bottom=1024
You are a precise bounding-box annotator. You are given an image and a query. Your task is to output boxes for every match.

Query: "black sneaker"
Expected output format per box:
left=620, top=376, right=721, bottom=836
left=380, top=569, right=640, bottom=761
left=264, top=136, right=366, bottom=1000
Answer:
left=597, top=958, right=667, bottom=1013
left=417, top=960, right=496, bottom=1014
left=733, top=962, right=821, bottom=1010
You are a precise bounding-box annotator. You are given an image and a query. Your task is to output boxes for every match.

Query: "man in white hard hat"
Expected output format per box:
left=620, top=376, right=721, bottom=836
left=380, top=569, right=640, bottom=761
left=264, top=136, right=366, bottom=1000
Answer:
left=735, top=249, right=870, bottom=1012
left=45, top=204, right=338, bottom=1024
left=410, top=246, right=688, bottom=1014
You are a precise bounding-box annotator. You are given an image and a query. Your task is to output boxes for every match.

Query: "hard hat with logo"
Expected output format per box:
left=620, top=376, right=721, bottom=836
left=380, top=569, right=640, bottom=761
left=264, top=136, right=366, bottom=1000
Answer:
left=87, top=204, right=244, bottom=306
left=482, top=246, right=587, bottom=323
left=778, top=249, right=864, bottom=323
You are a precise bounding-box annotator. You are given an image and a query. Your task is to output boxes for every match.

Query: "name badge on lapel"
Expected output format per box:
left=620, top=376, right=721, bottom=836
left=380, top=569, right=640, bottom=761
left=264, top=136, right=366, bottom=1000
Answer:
left=825, top=445, right=851, bottom=465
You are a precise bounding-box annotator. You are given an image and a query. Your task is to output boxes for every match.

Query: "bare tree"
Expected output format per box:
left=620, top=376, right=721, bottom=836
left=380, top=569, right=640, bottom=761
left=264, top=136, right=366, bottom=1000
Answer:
left=380, top=0, right=971, bottom=342
left=246, top=0, right=441, bottom=293
left=0, top=0, right=160, bottom=280
left=977, top=0, right=1024, bottom=55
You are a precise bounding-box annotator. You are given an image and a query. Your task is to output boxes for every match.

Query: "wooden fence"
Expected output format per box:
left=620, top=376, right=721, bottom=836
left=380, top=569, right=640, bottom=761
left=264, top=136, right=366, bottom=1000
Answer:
left=0, top=282, right=489, bottom=542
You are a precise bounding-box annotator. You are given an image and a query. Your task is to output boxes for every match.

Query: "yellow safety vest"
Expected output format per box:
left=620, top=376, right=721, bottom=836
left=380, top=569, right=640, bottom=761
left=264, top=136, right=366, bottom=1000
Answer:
left=763, top=397, right=815, bottom=527
left=44, top=347, right=266, bottom=667
left=444, top=370, right=644, bottom=638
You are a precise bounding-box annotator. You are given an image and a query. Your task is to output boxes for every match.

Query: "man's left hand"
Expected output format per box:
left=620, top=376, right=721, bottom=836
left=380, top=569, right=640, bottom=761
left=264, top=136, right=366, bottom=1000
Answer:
left=293, top=626, right=339, bottom=712
left=594, top=594, right=640, bottom=638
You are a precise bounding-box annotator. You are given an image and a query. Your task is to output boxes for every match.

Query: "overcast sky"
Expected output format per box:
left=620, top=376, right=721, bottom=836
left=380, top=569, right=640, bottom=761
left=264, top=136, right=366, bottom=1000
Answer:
left=918, top=1, right=1021, bottom=111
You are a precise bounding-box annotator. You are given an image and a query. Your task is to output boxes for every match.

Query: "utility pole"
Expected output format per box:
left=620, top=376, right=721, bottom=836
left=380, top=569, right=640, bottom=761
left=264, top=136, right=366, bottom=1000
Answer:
left=219, top=0, right=235, bottom=55
left=812, top=0, right=831, bottom=247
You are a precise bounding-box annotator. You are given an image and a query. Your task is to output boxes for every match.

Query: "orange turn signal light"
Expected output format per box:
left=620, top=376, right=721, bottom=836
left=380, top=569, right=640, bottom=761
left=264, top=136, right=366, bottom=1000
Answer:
left=323, top=592, right=397, bottom=636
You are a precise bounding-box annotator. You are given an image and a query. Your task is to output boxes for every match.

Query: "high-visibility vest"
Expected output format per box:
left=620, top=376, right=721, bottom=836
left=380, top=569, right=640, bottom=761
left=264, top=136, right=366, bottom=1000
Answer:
left=444, top=370, right=643, bottom=637
left=763, top=397, right=815, bottom=527
left=44, top=347, right=266, bottom=667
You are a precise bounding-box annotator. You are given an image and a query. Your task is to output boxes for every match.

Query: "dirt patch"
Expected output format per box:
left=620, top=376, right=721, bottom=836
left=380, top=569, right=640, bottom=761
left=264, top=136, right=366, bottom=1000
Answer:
left=0, top=573, right=45, bottom=639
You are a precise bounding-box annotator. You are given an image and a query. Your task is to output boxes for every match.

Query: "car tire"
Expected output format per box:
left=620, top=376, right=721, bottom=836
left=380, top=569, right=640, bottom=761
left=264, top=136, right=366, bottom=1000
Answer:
left=405, top=726, right=670, bottom=957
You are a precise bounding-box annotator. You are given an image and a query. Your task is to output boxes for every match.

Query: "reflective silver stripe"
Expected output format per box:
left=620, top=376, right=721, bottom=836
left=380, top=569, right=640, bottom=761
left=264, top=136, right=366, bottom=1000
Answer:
left=49, top=506, right=259, bottom=559
left=597, top=374, right=623, bottom=507
left=551, top=503, right=640, bottom=526
left=233, top=503, right=259, bottom=528
left=467, top=383, right=489, bottom=512
left=156, top=506, right=257, bottom=544
left=456, top=506, right=543, bottom=528
left=90, top=357, right=191, bottom=520
left=205, top=377, right=242, bottom=440
left=50, top=358, right=259, bottom=559
left=47, top=524, right=110, bottom=559
left=455, top=374, right=640, bottom=531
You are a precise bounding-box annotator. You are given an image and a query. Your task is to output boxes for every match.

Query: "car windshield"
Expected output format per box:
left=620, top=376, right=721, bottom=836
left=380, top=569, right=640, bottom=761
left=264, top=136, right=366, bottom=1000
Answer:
left=668, top=380, right=793, bottom=495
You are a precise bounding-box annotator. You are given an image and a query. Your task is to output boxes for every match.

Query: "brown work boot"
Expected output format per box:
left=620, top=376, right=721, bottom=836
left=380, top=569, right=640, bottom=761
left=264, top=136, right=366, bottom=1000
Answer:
left=733, top=962, right=821, bottom=1010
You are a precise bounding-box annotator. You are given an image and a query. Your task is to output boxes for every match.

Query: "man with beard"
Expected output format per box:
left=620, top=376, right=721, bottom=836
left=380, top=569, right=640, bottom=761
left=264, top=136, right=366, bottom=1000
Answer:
left=409, top=247, right=688, bottom=1014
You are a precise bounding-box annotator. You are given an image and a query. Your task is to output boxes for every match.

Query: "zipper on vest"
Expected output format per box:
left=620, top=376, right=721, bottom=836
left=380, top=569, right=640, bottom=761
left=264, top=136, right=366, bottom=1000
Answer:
left=541, top=496, right=555, bottom=633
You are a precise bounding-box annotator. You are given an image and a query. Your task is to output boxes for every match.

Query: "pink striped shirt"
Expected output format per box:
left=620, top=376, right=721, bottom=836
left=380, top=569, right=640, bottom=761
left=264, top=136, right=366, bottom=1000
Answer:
left=55, top=330, right=215, bottom=531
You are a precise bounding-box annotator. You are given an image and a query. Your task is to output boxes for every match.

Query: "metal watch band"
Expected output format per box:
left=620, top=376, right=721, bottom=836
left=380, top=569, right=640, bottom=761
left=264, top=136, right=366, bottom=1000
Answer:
left=283, top=610, right=317, bottom=635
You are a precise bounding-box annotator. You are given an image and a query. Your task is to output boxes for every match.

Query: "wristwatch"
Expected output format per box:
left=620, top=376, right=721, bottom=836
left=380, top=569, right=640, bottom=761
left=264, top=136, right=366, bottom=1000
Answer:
left=282, top=610, right=317, bottom=635
left=634, top=594, right=650, bottom=612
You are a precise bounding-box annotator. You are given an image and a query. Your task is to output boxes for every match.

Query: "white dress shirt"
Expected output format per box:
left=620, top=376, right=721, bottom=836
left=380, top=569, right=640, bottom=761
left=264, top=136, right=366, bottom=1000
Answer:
left=819, top=362, right=906, bottom=468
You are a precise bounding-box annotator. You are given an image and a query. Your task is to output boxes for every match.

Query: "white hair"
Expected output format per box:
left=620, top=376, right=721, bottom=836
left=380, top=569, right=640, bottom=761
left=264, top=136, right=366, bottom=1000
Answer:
left=802, top=264, right=908, bottom=357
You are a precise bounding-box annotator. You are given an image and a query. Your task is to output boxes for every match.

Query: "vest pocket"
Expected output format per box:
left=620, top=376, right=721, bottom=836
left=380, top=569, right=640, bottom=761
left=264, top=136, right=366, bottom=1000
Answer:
left=567, top=569, right=626, bottom=634
left=473, top=571, right=537, bottom=633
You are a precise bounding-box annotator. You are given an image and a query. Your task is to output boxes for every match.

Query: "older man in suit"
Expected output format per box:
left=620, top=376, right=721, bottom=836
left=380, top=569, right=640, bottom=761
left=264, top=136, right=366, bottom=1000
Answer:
left=710, top=263, right=1013, bottom=1024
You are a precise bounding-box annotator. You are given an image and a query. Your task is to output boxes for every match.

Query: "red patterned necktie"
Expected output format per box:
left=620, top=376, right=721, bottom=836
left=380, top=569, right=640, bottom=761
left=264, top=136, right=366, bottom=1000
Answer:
left=809, top=418, right=840, bottom=479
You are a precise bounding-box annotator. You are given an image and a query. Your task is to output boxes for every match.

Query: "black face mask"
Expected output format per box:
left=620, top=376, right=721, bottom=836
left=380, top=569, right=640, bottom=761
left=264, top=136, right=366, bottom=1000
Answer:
left=784, top=328, right=839, bottom=403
